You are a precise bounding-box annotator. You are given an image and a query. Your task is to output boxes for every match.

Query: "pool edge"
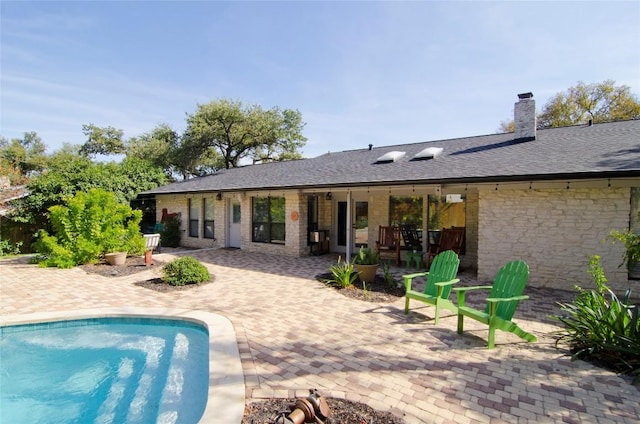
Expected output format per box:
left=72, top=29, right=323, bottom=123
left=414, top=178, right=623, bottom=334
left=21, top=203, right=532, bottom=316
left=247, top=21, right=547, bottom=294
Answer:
left=1, top=308, right=246, bottom=424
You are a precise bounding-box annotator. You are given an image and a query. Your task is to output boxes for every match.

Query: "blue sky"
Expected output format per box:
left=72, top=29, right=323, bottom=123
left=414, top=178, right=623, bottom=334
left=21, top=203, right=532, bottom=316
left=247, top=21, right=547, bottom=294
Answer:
left=2, top=1, right=639, bottom=159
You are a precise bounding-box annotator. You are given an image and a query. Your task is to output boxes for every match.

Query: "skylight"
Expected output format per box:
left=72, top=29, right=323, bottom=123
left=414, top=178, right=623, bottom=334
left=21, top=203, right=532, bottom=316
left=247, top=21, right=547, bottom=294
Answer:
left=413, top=147, right=443, bottom=160
left=376, top=151, right=406, bottom=163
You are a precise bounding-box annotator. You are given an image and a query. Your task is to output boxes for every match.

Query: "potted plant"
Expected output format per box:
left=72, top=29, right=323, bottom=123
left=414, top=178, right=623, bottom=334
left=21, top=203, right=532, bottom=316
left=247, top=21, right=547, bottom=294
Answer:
left=102, top=222, right=145, bottom=266
left=353, top=246, right=379, bottom=283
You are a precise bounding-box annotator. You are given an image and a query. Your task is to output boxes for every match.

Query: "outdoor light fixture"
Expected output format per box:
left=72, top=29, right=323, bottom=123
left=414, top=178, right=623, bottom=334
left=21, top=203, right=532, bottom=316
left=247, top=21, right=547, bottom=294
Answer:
left=216, top=192, right=222, bottom=200
left=325, top=192, right=332, bottom=201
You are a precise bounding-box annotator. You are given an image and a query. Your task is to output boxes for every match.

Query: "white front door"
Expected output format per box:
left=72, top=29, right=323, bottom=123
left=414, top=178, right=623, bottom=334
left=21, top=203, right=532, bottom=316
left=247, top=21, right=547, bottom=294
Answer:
left=228, top=200, right=241, bottom=248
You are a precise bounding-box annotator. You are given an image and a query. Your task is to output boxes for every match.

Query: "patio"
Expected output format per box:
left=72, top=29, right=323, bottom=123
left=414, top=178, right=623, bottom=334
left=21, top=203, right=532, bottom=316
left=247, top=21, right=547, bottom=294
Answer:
left=1, top=249, right=638, bottom=423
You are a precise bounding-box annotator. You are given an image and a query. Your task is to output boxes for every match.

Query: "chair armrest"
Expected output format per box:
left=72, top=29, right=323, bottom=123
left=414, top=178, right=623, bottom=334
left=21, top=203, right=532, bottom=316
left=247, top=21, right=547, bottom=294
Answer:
left=452, top=285, right=492, bottom=293
left=434, top=278, right=460, bottom=287
left=454, top=285, right=492, bottom=307
left=403, top=272, right=429, bottom=291
left=486, top=295, right=529, bottom=303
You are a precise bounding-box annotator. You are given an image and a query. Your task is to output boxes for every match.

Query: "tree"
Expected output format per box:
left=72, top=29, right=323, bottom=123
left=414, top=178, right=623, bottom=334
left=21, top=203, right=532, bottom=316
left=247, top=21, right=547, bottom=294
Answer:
left=498, top=80, right=640, bottom=132
left=181, top=99, right=307, bottom=172
left=0, top=132, right=47, bottom=184
left=11, top=151, right=167, bottom=228
left=79, top=124, right=126, bottom=157
left=126, top=123, right=181, bottom=177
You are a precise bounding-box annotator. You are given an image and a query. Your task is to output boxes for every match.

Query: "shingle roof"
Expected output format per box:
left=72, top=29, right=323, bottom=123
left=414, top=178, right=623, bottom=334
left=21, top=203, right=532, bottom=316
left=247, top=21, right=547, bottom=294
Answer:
left=143, top=119, right=640, bottom=195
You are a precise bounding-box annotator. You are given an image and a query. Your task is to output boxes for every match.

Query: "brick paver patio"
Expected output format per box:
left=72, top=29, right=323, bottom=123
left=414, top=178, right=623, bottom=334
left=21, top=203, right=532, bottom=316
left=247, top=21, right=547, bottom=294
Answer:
left=1, top=249, right=638, bottom=423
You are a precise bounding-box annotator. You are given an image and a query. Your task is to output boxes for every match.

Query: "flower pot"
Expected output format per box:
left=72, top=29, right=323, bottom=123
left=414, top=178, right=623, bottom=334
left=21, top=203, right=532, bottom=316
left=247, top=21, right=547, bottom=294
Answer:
left=105, top=252, right=127, bottom=266
left=355, top=263, right=378, bottom=283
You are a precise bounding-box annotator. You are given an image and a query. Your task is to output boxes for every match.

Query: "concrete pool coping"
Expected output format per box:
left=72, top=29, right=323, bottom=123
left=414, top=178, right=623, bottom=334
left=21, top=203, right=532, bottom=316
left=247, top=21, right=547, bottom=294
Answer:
left=0, top=307, right=245, bottom=424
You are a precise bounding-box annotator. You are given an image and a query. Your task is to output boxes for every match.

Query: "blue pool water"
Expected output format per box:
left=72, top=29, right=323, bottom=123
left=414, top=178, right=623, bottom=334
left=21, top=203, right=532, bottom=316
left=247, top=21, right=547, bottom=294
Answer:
left=0, top=318, right=209, bottom=424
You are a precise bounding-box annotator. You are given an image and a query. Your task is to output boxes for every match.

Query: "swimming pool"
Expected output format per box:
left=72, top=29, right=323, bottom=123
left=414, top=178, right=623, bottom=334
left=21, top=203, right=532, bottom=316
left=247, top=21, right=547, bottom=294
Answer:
left=0, top=309, right=245, bottom=424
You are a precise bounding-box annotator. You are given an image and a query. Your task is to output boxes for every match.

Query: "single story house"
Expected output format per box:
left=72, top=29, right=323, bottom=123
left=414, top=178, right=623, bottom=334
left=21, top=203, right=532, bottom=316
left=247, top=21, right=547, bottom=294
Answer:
left=141, top=93, right=640, bottom=292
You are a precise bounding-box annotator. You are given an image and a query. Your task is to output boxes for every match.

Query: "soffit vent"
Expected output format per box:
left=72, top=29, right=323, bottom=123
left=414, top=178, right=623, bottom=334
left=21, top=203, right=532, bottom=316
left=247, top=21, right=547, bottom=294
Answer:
left=413, top=147, right=443, bottom=160
left=376, top=151, right=406, bottom=163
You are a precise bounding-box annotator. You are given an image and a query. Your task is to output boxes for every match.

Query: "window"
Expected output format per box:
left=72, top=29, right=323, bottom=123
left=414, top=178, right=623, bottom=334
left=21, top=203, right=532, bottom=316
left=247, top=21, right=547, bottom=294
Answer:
left=189, top=198, right=199, bottom=237
left=252, top=197, right=285, bottom=244
left=307, top=195, right=318, bottom=245
left=428, top=194, right=466, bottom=251
left=427, top=194, right=465, bottom=229
left=203, top=198, right=215, bottom=239
left=389, top=196, right=423, bottom=227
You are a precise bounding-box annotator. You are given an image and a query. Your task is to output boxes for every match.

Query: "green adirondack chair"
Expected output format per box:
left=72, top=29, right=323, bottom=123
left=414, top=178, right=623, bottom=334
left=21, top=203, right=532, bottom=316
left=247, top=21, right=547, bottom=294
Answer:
left=403, top=250, right=460, bottom=324
left=454, top=260, right=536, bottom=349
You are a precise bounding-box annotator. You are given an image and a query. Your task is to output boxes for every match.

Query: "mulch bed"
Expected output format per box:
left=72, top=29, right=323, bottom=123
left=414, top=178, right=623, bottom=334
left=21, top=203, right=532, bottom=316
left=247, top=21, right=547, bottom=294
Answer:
left=316, top=272, right=405, bottom=303
left=81, top=255, right=165, bottom=278
left=242, top=397, right=405, bottom=423
left=80, top=255, right=213, bottom=292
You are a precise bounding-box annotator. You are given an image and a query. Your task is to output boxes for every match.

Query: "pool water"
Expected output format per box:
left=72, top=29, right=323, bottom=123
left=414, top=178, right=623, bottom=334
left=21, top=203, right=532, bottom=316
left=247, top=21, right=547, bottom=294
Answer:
left=0, top=318, right=209, bottom=424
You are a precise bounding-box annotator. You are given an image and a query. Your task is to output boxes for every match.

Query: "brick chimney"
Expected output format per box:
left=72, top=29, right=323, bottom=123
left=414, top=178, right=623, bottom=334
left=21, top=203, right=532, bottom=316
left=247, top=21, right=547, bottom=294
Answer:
left=514, top=92, right=536, bottom=141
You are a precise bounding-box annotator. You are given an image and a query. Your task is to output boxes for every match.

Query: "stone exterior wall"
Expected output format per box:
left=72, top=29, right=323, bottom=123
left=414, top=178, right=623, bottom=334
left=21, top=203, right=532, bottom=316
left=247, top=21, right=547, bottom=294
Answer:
left=242, top=191, right=309, bottom=256
left=156, top=193, right=222, bottom=249
left=477, top=187, right=630, bottom=292
left=157, top=187, right=636, bottom=292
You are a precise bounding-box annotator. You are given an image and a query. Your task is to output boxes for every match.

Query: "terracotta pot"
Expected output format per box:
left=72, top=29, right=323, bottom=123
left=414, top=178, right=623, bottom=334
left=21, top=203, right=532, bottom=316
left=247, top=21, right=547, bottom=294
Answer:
left=355, top=263, right=378, bottom=283
left=105, top=252, right=127, bottom=266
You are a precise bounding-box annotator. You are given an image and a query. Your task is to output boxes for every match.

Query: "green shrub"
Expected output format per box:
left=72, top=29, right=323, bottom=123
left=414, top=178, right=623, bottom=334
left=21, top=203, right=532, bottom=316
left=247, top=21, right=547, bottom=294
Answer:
left=163, top=256, right=210, bottom=286
left=324, top=256, right=358, bottom=289
left=0, top=239, right=22, bottom=256
left=554, top=255, right=640, bottom=379
left=34, top=189, right=145, bottom=268
left=610, top=228, right=640, bottom=273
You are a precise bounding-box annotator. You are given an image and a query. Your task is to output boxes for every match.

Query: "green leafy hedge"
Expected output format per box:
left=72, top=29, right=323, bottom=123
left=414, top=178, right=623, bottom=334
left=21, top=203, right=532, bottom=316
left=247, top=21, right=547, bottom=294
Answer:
left=34, top=189, right=145, bottom=268
left=163, top=256, right=210, bottom=286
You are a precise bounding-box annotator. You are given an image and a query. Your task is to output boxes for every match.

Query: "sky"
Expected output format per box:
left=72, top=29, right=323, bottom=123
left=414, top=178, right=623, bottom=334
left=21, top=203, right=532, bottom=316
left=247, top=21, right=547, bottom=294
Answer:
left=1, top=1, right=639, bottom=159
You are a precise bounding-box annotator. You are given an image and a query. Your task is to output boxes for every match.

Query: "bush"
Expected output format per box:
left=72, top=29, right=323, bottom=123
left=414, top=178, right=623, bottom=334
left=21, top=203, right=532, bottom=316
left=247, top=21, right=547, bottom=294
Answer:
left=34, top=189, right=145, bottom=268
left=0, top=239, right=22, bottom=256
left=163, top=256, right=210, bottom=286
left=554, top=255, right=640, bottom=379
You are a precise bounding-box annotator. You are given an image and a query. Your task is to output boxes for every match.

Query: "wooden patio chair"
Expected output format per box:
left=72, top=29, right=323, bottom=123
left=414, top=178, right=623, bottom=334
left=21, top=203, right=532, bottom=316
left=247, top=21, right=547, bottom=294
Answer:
left=403, top=250, right=460, bottom=324
left=427, top=227, right=465, bottom=265
left=453, top=260, right=536, bottom=349
left=376, top=225, right=401, bottom=265
left=400, top=224, right=423, bottom=251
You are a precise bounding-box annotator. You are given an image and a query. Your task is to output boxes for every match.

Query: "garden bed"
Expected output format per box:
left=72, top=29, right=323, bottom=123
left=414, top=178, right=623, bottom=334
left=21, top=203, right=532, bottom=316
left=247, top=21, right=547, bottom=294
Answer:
left=242, top=397, right=405, bottom=423
left=316, top=272, right=405, bottom=303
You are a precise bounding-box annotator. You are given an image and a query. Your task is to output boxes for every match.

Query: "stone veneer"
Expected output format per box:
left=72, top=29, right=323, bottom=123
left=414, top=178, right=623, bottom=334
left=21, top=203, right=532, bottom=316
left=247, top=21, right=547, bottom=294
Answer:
left=477, top=187, right=630, bottom=292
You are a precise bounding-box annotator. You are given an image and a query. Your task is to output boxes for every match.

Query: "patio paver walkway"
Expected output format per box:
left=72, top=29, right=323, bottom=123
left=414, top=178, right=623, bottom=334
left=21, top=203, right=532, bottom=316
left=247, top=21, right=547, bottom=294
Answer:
left=1, top=249, right=639, bottom=423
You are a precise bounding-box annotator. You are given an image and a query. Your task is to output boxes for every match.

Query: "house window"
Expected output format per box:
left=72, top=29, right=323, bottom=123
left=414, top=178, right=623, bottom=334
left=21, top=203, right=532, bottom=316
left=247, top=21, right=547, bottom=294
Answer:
left=203, top=198, right=215, bottom=239
left=189, top=198, right=199, bottom=237
left=428, top=194, right=465, bottom=230
left=428, top=194, right=466, bottom=250
left=252, top=197, right=285, bottom=244
left=389, top=196, right=423, bottom=227
left=307, top=195, right=318, bottom=245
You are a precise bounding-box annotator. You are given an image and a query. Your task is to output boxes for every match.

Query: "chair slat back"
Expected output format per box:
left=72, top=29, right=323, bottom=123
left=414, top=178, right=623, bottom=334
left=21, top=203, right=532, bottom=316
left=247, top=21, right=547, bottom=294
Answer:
left=424, top=250, right=460, bottom=297
left=379, top=226, right=400, bottom=248
left=439, top=228, right=465, bottom=253
left=485, top=260, right=529, bottom=320
left=400, top=224, right=423, bottom=250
